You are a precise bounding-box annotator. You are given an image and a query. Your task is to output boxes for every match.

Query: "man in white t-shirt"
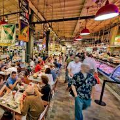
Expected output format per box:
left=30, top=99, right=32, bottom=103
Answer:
left=83, top=53, right=97, bottom=74
left=67, top=56, right=81, bottom=78
left=30, top=58, right=35, bottom=69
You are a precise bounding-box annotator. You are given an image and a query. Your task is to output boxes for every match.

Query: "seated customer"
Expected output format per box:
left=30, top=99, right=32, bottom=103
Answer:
left=35, top=61, right=41, bottom=73
left=6, top=71, right=21, bottom=90
left=6, top=63, right=17, bottom=73
left=0, top=76, right=5, bottom=89
left=0, top=76, right=6, bottom=96
left=45, top=68, right=54, bottom=86
left=16, top=86, right=44, bottom=120
left=16, top=62, right=21, bottom=73
left=0, top=60, right=6, bottom=71
left=38, top=57, right=45, bottom=66
left=0, top=72, right=20, bottom=96
left=50, top=64, right=57, bottom=82
left=41, top=75, right=51, bottom=104
left=54, top=63, right=60, bottom=77
left=22, top=71, right=31, bottom=84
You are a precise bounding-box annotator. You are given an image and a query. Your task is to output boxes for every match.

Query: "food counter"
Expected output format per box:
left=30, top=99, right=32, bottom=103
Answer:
left=93, top=53, right=120, bottom=65
left=96, top=60, right=120, bottom=96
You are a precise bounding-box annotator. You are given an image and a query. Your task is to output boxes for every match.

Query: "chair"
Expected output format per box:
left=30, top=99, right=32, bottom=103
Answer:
left=39, top=105, right=49, bottom=120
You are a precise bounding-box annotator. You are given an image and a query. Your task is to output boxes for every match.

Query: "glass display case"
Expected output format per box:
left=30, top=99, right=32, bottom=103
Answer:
left=111, top=66, right=120, bottom=81
left=96, top=61, right=115, bottom=76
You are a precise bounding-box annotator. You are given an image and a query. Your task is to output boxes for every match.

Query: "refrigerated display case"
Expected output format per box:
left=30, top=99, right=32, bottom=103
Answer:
left=96, top=60, right=120, bottom=82
left=96, top=61, right=115, bottom=76
left=111, top=66, right=120, bottom=81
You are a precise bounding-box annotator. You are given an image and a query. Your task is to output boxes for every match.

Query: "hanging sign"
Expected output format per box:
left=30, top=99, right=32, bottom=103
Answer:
left=0, top=24, right=16, bottom=46
left=18, top=0, right=29, bottom=42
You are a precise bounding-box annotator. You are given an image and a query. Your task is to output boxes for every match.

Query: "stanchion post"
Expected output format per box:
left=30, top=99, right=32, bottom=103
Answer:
left=94, top=80, right=106, bottom=106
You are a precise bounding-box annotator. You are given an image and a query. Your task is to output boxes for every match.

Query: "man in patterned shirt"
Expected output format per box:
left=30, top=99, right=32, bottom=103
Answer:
left=70, top=63, right=97, bottom=120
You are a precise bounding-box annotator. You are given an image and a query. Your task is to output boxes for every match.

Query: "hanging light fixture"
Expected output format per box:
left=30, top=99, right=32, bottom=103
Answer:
left=95, top=0, right=119, bottom=21
left=80, top=8, right=90, bottom=36
left=75, top=36, right=82, bottom=41
left=80, top=20, right=90, bottom=36
left=80, top=27, right=90, bottom=35
left=0, top=0, right=8, bottom=25
left=0, top=19, right=8, bottom=25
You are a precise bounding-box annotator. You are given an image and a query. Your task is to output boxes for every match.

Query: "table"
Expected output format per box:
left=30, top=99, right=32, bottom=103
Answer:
left=12, top=59, right=22, bottom=63
left=28, top=76, right=41, bottom=82
left=0, top=93, right=21, bottom=114
left=0, top=71, right=10, bottom=76
left=0, top=71, right=10, bottom=80
left=0, top=100, right=21, bottom=114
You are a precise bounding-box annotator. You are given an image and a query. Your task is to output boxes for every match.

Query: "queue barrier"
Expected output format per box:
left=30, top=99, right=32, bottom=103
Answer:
left=94, top=80, right=120, bottom=106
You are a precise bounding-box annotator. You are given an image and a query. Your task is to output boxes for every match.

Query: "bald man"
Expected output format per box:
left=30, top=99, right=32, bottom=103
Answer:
left=69, top=63, right=97, bottom=120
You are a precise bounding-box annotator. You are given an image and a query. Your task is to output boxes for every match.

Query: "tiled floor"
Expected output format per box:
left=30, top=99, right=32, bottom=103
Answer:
left=46, top=70, right=120, bottom=120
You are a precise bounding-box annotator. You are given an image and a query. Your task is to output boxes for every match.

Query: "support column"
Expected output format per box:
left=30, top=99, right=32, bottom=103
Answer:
left=26, top=9, right=34, bottom=63
left=46, top=30, right=50, bottom=54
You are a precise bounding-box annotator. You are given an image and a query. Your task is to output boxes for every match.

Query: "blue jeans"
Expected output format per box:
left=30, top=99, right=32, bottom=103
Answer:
left=75, top=97, right=91, bottom=120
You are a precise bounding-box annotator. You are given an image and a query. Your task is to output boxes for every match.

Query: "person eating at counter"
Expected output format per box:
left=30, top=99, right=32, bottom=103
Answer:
left=40, top=75, right=51, bottom=105
left=15, top=85, right=44, bottom=120
left=38, top=57, right=45, bottom=66
left=35, top=61, right=42, bottom=73
left=45, top=68, right=54, bottom=86
left=0, top=59, right=6, bottom=71
left=5, top=71, right=21, bottom=90
left=0, top=71, right=21, bottom=96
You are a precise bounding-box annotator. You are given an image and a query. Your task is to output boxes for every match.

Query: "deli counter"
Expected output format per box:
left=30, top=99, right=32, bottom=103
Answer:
left=96, top=60, right=120, bottom=96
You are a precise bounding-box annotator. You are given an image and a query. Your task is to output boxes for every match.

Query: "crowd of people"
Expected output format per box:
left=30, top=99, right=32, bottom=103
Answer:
left=65, top=52, right=98, bottom=120
left=0, top=50, right=99, bottom=120
left=0, top=54, right=63, bottom=120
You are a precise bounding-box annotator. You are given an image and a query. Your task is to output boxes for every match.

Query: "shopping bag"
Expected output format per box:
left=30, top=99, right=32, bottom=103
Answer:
left=94, top=73, right=100, bottom=84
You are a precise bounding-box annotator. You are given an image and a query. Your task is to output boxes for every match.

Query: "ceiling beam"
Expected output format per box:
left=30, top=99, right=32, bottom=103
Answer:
left=28, top=0, right=45, bottom=21
left=0, top=11, right=21, bottom=17
left=38, top=0, right=83, bottom=5
left=31, top=15, right=95, bottom=24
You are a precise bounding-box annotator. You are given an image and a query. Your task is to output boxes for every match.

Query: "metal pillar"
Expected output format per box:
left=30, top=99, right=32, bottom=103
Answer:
left=46, top=30, right=50, bottom=54
left=26, top=9, right=34, bottom=63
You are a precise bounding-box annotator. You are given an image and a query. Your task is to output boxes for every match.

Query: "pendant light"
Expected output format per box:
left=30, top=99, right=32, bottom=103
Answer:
left=95, top=0, right=119, bottom=21
left=80, top=20, right=90, bottom=36
left=75, top=36, right=82, bottom=41
left=0, top=0, right=8, bottom=25
left=80, top=27, right=90, bottom=35
left=0, top=19, right=8, bottom=25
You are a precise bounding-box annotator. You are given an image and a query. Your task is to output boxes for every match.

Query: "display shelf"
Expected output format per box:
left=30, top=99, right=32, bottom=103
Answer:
left=95, top=58, right=117, bottom=68
left=96, top=60, right=120, bottom=82
left=96, top=60, right=120, bottom=97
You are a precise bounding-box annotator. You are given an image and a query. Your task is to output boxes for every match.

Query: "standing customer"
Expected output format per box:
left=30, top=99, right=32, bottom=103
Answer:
left=83, top=53, right=97, bottom=74
left=67, top=55, right=81, bottom=78
left=70, top=63, right=97, bottom=120
left=65, top=53, right=74, bottom=83
left=30, top=58, right=35, bottom=70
